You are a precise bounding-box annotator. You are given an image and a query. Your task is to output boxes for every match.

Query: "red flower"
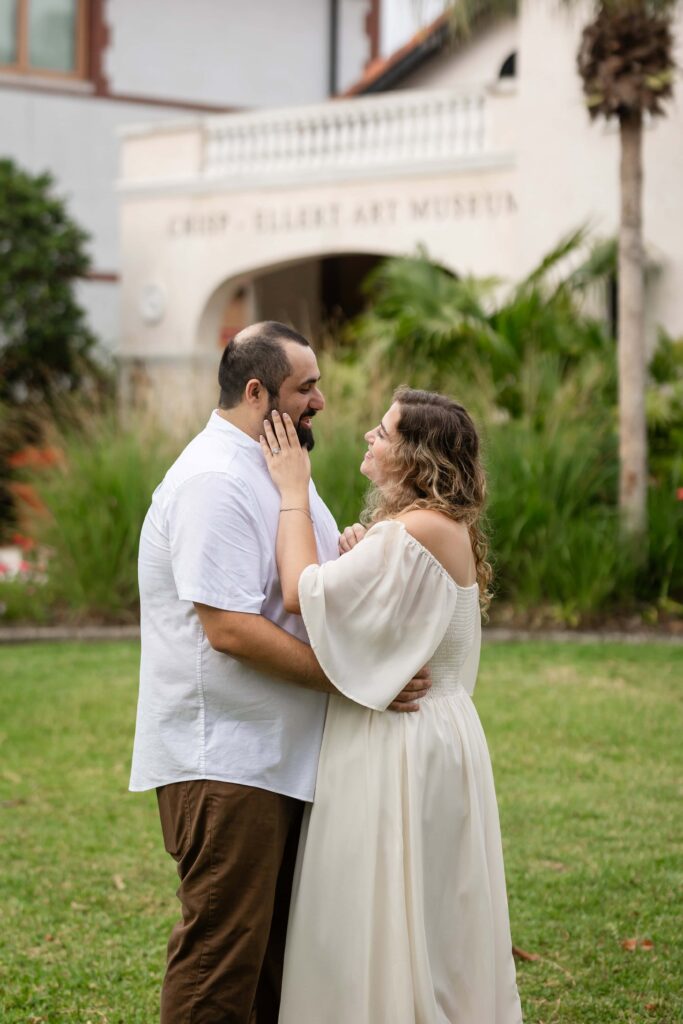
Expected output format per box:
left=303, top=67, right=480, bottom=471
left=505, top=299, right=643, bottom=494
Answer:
left=11, top=532, right=35, bottom=551
left=7, top=445, right=63, bottom=469
left=677, top=487, right=683, bottom=501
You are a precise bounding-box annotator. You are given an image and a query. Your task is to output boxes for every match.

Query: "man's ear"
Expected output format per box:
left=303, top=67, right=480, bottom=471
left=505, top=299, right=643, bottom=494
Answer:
left=244, top=378, right=262, bottom=405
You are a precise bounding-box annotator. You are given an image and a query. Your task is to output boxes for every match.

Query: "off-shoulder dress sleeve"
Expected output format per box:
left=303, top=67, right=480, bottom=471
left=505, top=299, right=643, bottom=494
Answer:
left=298, top=520, right=458, bottom=711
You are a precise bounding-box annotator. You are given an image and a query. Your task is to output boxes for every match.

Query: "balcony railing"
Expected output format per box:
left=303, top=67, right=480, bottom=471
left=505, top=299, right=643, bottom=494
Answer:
left=202, top=89, right=490, bottom=184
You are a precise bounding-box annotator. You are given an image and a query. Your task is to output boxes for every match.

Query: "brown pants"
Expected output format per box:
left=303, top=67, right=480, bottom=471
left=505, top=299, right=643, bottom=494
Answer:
left=156, top=780, right=304, bottom=1024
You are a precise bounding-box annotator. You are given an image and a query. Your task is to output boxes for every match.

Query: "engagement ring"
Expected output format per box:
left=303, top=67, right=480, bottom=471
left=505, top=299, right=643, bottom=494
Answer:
left=271, top=446, right=282, bottom=454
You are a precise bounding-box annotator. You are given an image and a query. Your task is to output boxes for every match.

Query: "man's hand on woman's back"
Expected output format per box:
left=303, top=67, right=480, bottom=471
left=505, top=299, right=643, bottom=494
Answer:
left=339, top=523, right=367, bottom=555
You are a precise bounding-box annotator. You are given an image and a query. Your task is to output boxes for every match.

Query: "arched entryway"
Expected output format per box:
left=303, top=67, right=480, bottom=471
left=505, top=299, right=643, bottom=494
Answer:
left=196, top=252, right=388, bottom=356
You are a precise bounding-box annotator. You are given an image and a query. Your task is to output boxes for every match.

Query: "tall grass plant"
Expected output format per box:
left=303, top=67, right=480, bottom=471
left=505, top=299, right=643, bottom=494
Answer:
left=484, top=418, right=629, bottom=618
left=19, top=414, right=181, bottom=621
left=2, top=236, right=681, bottom=624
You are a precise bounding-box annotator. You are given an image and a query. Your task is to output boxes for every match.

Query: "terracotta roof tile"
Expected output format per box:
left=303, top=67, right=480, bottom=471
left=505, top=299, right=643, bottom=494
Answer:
left=341, top=11, right=450, bottom=97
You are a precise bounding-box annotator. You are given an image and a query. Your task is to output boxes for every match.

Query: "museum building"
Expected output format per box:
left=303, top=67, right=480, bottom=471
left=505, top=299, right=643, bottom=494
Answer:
left=118, top=1, right=683, bottom=421
left=2, top=2, right=682, bottom=422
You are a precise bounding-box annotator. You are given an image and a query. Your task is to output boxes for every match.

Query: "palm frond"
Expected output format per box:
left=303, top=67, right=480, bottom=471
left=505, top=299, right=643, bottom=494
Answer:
left=564, top=237, right=617, bottom=290
left=445, top=0, right=519, bottom=38
left=516, top=226, right=590, bottom=292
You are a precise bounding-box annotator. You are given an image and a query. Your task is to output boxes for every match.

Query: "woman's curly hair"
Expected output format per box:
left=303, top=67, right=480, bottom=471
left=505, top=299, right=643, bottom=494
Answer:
left=361, top=387, right=493, bottom=612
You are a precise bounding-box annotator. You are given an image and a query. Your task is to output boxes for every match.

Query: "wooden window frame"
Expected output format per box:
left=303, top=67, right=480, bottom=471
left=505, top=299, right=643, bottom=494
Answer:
left=1, top=0, right=89, bottom=81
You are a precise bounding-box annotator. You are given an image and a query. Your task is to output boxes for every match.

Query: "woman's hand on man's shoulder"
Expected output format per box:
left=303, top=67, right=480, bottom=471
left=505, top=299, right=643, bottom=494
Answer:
left=339, top=523, right=367, bottom=555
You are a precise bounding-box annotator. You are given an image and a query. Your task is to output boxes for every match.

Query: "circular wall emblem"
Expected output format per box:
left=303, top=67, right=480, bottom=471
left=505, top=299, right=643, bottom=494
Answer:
left=139, top=283, right=166, bottom=325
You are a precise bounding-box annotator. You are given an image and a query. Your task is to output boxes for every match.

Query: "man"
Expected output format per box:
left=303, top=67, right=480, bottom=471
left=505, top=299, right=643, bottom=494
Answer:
left=130, top=322, right=430, bottom=1024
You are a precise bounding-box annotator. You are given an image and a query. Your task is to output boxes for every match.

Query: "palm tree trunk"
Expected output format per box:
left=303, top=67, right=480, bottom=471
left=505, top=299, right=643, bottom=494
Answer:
left=617, top=109, right=648, bottom=541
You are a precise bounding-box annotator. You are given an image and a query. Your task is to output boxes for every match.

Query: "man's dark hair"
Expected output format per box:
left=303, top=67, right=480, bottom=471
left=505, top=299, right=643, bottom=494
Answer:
left=217, top=321, right=311, bottom=409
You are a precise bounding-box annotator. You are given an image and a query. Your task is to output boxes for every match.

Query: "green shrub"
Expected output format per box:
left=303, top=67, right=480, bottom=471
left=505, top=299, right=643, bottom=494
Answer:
left=647, top=331, right=683, bottom=484
left=0, top=578, right=52, bottom=624
left=0, top=159, right=102, bottom=406
left=642, top=467, right=683, bottom=605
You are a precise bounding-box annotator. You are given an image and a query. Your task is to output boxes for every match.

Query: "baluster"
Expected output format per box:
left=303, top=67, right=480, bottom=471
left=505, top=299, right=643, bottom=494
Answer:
left=405, top=101, right=417, bottom=160
left=268, top=120, right=278, bottom=173
left=380, top=106, right=394, bottom=163
left=419, top=100, right=428, bottom=159
left=449, top=97, right=459, bottom=157
left=433, top=100, right=445, bottom=159
left=310, top=116, right=322, bottom=170
left=215, top=130, right=226, bottom=177
left=340, top=112, right=353, bottom=162
left=292, top=117, right=301, bottom=172
left=410, top=101, right=422, bottom=161
left=260, top=121, right=272, bottom=174
left=244, top=124, right=256, bottom=176
left=326, top=115, right=337, bottom=167
left=258, top=122, right=270, bottom=174
left=203, top=129, right=215, bottom=176
left=457, top=96, right=468, bottom=156
left=303, top=117, right=314, bottom=171
left=369, top=110, right=382, bottom=164
left=219, top=130, right=229, bottom=178
left=475, top=93, right=485, bottom=153
left=347, top=111, right=359, bottom=166
left=358, top=112, right=368, bottom=164
left=229, top=126, right=241, bottom=177
left=282, top=119, right=293, bottom=172
left=290, top=118, right=301, bottom=171
left=199, top=89, right=489, bottom=183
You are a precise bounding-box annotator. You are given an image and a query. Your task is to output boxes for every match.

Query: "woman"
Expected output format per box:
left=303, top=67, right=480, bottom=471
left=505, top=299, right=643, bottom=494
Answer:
left=260, top=388, right=522, bottom=1024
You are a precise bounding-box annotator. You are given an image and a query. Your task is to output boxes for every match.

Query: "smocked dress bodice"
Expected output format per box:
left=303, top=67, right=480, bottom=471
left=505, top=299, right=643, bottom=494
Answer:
left=425, top=584, right=481, bottom=698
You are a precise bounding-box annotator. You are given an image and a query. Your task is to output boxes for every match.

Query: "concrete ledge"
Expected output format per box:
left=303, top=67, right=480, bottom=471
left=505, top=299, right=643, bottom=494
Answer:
left=0, top=625, right=141, bottom=644
left=1, top=625, right=681, bottom=646
left=484, top=627, right=683, bottom=646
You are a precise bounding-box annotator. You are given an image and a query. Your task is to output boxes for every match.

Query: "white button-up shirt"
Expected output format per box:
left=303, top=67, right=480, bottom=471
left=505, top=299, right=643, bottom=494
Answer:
left=129, top=411, right=340, bottom=801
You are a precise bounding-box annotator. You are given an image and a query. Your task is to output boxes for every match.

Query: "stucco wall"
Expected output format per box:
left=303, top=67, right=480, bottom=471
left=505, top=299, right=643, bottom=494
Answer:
left=115, top=4, right=683, bottom=425
left=0, top=88, right=192, bottom=270
left=381, top=0, right=448, bottom=58
left=119, top=163, right=519, bottom=364
left=516, top=1, right=683, bottom=338
left=0, top=86, right=197, bottom=352
left=396, top=16, right=518, bottom=91
left=105, top=0, right=332, bottom=107
left=396, top=2, right=683, bottom=340
left=338, top=0, right=372, bottom=92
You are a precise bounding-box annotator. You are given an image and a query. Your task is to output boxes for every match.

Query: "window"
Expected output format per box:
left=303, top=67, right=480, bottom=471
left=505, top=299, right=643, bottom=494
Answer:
left=0, top=0, right=87, bottom=79
left=498, top=51, right=517, bottom=80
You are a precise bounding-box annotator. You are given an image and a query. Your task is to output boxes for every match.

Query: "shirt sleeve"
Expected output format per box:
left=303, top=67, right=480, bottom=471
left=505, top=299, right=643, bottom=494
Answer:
left=298, top=520, right=458, bottom=711
left=166, top=472, right=268, bottom=613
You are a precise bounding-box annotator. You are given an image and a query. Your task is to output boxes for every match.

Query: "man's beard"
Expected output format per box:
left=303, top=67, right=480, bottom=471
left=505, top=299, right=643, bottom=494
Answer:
left=297, top=413, right=315, bottom=452
left=267, top=401, right=316, bottom=451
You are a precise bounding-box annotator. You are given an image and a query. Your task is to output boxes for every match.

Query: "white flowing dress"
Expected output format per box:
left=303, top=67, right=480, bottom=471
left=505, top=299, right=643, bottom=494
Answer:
left=279, top=520, right=522, bottom=1024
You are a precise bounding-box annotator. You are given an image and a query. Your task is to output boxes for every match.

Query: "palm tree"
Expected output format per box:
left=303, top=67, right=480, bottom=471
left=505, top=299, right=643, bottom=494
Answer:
left=577, top=1, right=677, bottom=542
left=446, top=0, right=678, bottom=541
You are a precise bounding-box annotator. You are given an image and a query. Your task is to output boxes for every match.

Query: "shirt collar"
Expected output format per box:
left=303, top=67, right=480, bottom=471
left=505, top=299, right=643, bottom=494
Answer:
left=207, top=410, right=261, bottom=453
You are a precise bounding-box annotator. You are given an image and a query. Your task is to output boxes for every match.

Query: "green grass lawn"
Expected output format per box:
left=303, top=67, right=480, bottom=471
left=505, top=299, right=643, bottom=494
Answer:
left=0, top=641, right=681, bottom=1024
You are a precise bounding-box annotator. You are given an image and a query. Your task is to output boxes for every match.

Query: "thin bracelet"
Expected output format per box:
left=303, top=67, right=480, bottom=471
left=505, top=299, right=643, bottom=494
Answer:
left=280, top=507, right=313, bottom=522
